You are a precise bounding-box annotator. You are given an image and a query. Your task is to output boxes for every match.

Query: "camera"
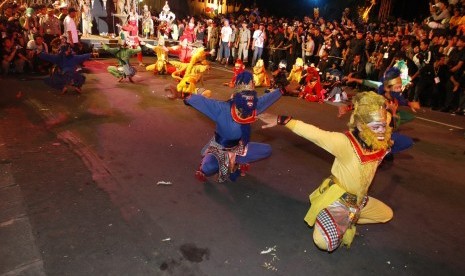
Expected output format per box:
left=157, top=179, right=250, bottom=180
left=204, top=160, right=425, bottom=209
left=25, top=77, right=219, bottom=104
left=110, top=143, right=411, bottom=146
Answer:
left=15, top=45, right=22, bottom=49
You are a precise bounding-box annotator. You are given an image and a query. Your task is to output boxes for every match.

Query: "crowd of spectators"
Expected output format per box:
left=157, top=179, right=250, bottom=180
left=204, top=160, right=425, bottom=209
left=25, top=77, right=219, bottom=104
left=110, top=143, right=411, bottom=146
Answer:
left=166, top=0, right=465, bottom=114
left=0, top=1, right=84, bottom=76
left=2, top=0, right=465, bottom=114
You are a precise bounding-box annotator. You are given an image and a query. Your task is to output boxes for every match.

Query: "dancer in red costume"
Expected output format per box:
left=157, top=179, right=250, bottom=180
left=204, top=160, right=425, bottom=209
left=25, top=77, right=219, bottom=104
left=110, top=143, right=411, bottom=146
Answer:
left=167, top=18, right=197, bottom=63
left=224, top=59, right=245, bottom=87
left=118, top=8, right=144, bottom=67
left=299, top=66, right=324, bottom=102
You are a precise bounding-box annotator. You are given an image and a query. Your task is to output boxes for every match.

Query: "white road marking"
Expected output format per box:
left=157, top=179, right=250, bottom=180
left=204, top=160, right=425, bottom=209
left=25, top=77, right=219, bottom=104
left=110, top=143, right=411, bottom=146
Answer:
left=415, top=116, right=464, bottom=130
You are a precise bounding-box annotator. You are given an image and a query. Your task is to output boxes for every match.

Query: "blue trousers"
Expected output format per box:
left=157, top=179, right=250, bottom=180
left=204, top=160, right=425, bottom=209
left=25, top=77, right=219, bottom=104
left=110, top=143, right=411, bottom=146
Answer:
left=200, top=142, right=271, bottom=176
left=218, top=42, right=230, bottom=61
left=390, top=132, right=413, bottom=154
left=252, top=46, right=263, bottom=67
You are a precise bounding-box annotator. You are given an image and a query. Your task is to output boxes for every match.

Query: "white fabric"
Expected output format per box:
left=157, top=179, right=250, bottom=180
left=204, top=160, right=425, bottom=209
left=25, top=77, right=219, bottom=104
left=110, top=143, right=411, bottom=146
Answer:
left=252, top=30, right=265, bottom=48
left=220, top=25, right=232, bottom=42
left=64, top=15, right=78, bottom=44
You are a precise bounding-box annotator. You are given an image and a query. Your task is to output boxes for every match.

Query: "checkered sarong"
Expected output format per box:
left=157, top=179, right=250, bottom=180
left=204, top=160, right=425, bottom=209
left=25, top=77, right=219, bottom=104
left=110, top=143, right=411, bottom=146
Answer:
left=315, top=196, right=367, bottom=252
left=316, top=209, right=340, bottom=251
left=202, top=137, right=247, bottom=182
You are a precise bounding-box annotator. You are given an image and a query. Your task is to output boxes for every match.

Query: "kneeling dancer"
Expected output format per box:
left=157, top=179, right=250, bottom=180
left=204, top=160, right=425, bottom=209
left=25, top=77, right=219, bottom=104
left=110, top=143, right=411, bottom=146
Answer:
left=176, top=71, right=282, bottom=182
left=259, top=91, right=393, bottom=251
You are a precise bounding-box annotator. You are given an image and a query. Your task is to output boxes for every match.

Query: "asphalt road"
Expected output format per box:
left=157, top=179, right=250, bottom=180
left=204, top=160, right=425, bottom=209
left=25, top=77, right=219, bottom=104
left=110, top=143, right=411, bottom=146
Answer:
left=1, top=56, right=465, bottom=276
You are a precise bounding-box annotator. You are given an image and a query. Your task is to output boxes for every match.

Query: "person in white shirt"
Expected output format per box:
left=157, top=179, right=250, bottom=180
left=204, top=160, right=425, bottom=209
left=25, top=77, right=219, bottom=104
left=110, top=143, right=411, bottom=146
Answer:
left=251, top=22, right=266, bottom=67
left=217, top=19, right=232, bottom=64
left=63, top=7, right=79, bottom=51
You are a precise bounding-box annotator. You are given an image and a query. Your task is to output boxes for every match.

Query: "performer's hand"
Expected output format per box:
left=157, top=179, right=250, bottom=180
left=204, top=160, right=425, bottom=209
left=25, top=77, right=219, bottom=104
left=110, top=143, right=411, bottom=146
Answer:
left=258, top=113, right=278, bottom=129
left=408, top=101, right=420, bottom=113
left=346, top=76, right=355, bottom=84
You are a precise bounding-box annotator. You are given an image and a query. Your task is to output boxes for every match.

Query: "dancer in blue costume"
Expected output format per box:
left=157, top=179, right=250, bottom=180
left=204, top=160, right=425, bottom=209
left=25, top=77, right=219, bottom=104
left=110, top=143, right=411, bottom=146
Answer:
left=39, top=44, right=91, bottom=94
left=347, top=66, right=420, bottom=156
left=171, top=71, right=282, bottom=182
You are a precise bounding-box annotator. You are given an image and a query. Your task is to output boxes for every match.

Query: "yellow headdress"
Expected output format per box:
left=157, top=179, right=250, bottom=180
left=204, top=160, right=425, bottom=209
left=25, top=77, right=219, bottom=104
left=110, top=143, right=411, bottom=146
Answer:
left=348, top=91, right=392, bottom=150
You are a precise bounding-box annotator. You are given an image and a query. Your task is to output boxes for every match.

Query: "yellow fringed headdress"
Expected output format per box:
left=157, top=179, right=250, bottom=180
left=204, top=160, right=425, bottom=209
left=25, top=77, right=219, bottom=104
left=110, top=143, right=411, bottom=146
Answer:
left=348, top=91, right=392, bottom=150
left=348, top=91, right=387, bottom=130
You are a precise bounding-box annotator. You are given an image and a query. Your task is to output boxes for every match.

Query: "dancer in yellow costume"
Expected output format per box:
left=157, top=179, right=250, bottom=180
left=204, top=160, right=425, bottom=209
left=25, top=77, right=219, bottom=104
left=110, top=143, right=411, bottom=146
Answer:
left=259, top=91, right=393, bottom=252
left=285, top=57, right=304, bottom=95
left=165, top=47, right=211, bottom=98
left=253, top=59, right=270, bottom=87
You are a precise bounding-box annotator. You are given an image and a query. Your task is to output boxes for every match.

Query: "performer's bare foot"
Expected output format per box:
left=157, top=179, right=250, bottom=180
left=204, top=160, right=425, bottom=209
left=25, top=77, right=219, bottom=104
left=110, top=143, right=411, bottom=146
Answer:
left=165, top=84, right=179, bottom=99
left=118, top=77, right=124, bottom=82
left=61, top=87, right=68, bottom=95
left=453, top=82, right=460, bottom=92
left=195, top=170, right=207, bottom=182
left=128, top=76, right=134, bottom=83
left=138, top=62, right=145, bottom=67
left=239, top=163, right=250, bottom=177
left=74, top=86, right=82, bottom=94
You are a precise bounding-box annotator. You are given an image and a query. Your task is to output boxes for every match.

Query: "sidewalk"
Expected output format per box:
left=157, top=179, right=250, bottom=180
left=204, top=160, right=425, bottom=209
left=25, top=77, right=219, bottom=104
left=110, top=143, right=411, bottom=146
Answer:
left=0, top=104, right=46, bottom=275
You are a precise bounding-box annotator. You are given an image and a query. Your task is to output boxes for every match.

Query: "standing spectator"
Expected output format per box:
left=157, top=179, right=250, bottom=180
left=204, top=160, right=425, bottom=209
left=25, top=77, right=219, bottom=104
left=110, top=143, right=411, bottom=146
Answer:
left=57, top=4, right=68, bottom=34
left=230, top=23, right=239, bottom=62
left=207, top=21, right=219, bottom=58
left=236, top=21, right=251, bottom=65
left=251, top=22, right=266, bottom=66
left=379, top=32, right=400, bottom=78
left=269, top=26, right=285, bottom=70
left=195, top=21, right=205, bottom=46
left=217, top=19, right=232, bottom=65
left=23, top=7, right=40, bottom=41
left=312, top=27, right=324, bottom=65
left=64, top=7, right=79, bottom=52
left=40, top=7, right=61, bottom=49
left=441, top=35, right=465, bottom=112
left=365, top=31, right=383, bottom=80
left=347, top=29, right=366, bottom=66
left=303, top=32, right=315, bottom=65
left=412, top=39, right=435, bottom=105
left=35, top=4, right=47, bottom=27
left=431, top=53, right=449, bottom=110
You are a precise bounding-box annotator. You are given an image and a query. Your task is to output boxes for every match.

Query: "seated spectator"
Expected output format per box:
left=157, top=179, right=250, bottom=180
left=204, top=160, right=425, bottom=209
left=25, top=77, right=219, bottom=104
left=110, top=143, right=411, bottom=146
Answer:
left=26, top=34, right=49, bottom=73
left=1, top=36, right=26, bottom=75
left=344, top=53, right=366, bottom=80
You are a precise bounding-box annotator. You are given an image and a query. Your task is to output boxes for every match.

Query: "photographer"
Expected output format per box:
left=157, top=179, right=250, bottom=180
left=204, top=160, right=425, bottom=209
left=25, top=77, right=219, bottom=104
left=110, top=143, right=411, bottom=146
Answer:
left=1, top=36, right=25, bottom=75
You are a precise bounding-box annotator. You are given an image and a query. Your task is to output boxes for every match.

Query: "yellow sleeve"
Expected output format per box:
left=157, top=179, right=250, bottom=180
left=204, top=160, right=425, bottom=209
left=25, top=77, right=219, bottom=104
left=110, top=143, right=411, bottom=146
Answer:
left=285, top=119, right=349, bottom=159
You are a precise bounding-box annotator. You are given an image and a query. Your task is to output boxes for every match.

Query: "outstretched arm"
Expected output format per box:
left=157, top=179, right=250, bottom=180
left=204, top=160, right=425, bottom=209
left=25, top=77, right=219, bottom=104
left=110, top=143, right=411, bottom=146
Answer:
left=259, top=114, right=348, bottom=158
left=72, top=53, right=92, bottom=65
left=38, top=52, right=61, bottom=65
left=346, top=77, right=381, bottom=90
left=101, top=43, right=120, bottom=55
left=184, top=94, right=225, bottom=122
left=256, top=88, right=282, bottom=114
